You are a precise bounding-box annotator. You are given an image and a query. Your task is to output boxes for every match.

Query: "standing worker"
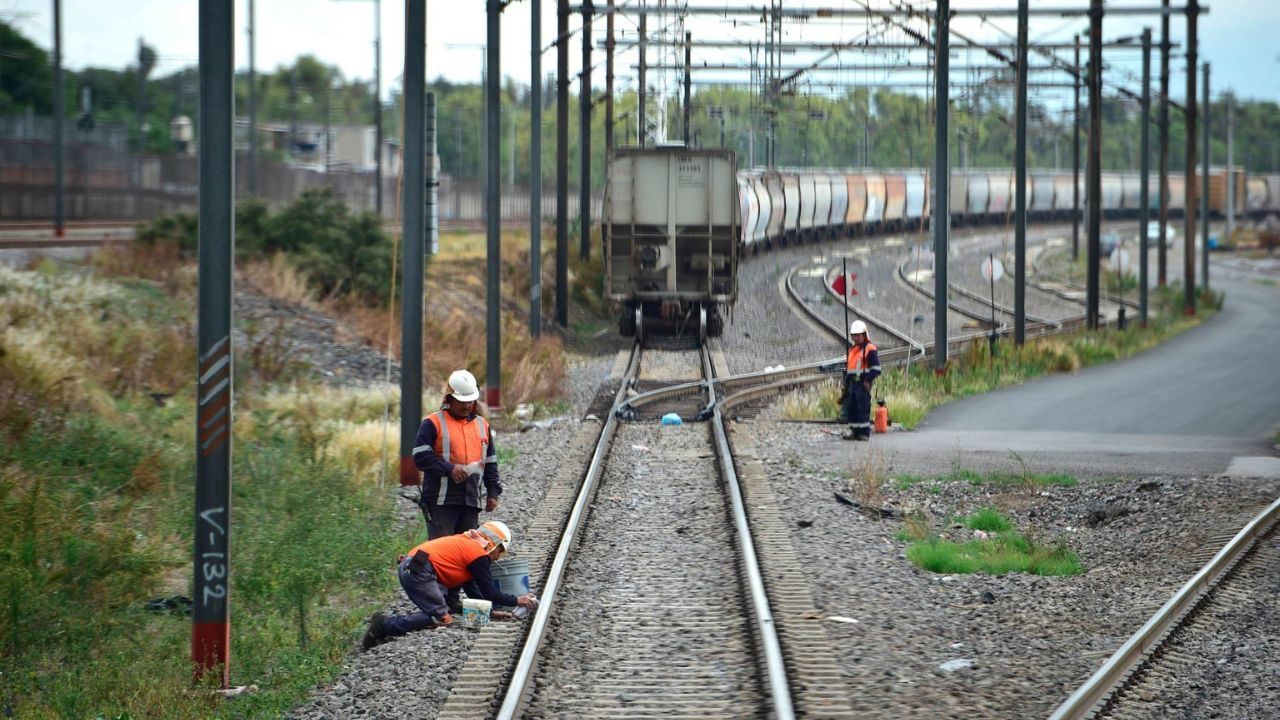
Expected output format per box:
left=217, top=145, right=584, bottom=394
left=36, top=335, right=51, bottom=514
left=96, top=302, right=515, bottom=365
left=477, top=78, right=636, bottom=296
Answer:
left=361, top=521, right=538, bottom=650
left=842, top=320, right=881, bottom=441
left=414, top=369, right=503, bottom=538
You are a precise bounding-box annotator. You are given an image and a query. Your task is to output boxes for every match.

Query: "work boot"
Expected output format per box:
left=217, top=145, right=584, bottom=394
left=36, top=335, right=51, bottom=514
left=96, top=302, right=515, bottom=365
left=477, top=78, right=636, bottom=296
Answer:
left=361, top=611, right=387, bottom=651
left=841, top=428, right=857, bottom=441
left=855, top=433, right=871, bottom=442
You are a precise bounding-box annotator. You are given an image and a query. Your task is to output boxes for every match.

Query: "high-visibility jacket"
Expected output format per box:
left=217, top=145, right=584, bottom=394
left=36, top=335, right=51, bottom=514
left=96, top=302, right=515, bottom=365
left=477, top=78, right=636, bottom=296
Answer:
left=413, top=410, right=499, bottom=508
left=406, top=534, right=489, bottom=589
left=846, top=341, right=881, bottom=382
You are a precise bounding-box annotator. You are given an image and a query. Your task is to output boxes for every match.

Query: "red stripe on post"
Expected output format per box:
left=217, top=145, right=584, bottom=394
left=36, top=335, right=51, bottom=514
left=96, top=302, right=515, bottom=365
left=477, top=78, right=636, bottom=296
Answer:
left=192, top=621, right=229, bottom=687
left=486, top=386, right=501, bottom=411
left=399, top=456, right=421, bottom=487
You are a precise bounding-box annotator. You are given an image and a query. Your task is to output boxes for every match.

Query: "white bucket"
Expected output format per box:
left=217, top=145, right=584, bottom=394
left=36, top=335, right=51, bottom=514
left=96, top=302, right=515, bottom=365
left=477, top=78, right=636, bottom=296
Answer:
left=461, top=598, right=492, bottom=629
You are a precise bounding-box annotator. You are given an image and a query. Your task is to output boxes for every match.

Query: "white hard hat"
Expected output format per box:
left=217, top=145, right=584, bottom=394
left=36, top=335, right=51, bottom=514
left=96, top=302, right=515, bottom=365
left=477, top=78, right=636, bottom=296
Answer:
left=849, top=320, right=868, bottom=335
left=479, top=520, right=512, bottom=552
left=447, top=369, right=480, bottom=402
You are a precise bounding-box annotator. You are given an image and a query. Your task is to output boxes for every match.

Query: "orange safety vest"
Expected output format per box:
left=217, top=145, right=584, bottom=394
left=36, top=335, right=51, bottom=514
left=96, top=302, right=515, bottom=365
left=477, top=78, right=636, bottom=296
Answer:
left=427, top=410, right=491, bottom=466
left=407, top=534, right=489, bottom=589
left=847, top=342, right=879, bottom=376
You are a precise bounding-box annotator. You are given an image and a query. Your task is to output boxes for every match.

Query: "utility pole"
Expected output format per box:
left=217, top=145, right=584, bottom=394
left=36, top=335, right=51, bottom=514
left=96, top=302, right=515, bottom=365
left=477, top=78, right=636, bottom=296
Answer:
left=1157, top=0, right=1170, bottom=286
left=933, top=0, right=950, bottom=372
left=1139, top=28, right=1152, bottom=326
left=1200, top=62, right=1209, bottom=292
left=53, top=0, right=64, bottom=236
left=556, top=0, right=569, bottom=327
left=485, top=0, right=502, bottom=410
left=638, top=9, right=647, bottom=147
left=1072, top=34, right=1081, bottom=262
left=193, top=0, right=234, bottom=688
left=248, top=0, right=257, bottom=195
left=400, top=0, right=426, bottom=486
left=579, top=1, right=593, bottom=261
left=683, top=31, right=692, bottom=146
left=1013, top=0, right=1028, bottom=345
left=1183, top=0, right=1199, bottom=314
left=1086, top=0, right=1103, bottom=330
left=531, top=0, right=543, bottom=337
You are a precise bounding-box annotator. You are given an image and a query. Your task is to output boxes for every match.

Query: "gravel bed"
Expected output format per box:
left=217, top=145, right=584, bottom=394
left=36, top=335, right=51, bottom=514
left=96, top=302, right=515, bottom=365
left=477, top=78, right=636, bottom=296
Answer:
left=523, top=423, right=764, bottom=717
left=1103, top=528, right=1280, bottom=719
left=637, top=348, right=704, bottom=381
left=742, top=420, right=1280, bottom=718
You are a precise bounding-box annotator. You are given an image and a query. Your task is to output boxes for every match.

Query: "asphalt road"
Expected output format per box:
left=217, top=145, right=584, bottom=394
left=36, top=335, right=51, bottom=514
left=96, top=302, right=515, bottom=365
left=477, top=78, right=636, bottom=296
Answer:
left=863, top=258, right=1280, bottom=480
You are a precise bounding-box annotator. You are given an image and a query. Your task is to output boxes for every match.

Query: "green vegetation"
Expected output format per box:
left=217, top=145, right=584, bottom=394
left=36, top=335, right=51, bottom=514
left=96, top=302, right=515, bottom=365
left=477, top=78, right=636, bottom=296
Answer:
left=784, top=283, right=1218, bottom=427
left=899, top=508, right=1083, bottom=577
left=0, top=261, right=413, bottom=717
left=893, top=469, right=1078, bottom=490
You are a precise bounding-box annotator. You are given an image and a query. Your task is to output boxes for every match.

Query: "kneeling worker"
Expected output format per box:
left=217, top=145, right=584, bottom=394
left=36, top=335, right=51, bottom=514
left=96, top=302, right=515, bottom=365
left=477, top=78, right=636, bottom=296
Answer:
left=362, top=520, right=537, bottom=650
left=843, top=320, right=881, bottom=441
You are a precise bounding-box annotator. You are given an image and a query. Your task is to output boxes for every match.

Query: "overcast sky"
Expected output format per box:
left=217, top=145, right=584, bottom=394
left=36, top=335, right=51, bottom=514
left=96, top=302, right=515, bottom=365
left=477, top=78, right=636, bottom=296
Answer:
left=4, top=0, right=1278, bottom=106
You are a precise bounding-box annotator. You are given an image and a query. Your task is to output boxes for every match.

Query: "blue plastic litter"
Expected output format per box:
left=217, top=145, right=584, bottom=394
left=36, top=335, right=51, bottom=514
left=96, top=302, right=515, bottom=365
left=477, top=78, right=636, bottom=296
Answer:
left=660, top=413, right=683, bottom=426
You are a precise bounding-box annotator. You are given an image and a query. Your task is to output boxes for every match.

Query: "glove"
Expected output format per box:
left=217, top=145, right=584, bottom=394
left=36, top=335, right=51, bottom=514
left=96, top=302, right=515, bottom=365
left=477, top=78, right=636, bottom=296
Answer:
left=485, top=496, right=498, bottom=512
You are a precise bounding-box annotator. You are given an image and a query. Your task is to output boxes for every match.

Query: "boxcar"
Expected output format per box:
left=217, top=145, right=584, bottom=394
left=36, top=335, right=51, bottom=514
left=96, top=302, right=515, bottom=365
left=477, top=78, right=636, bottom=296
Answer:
left=864, top=174, right=886, bottom=226
left=846, top=174, right=868, bottom=230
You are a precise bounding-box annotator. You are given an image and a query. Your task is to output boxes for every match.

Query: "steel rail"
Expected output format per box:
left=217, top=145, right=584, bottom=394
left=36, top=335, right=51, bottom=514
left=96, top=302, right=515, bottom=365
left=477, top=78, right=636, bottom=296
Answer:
left=788, top=265, right=925, bottom=358
left=705, top=343, right=795, bottom=720
left=895, top=255, right=1063, bottom=333
left=1049, top=496, right=1280, bottom=720
left=494, top=342, right=641, bottom=720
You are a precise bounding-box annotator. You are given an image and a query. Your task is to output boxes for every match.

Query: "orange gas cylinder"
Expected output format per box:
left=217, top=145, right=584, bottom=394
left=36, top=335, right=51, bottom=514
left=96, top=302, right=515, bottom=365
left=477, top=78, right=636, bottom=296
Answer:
left=874, top=401, right=889, bottom=433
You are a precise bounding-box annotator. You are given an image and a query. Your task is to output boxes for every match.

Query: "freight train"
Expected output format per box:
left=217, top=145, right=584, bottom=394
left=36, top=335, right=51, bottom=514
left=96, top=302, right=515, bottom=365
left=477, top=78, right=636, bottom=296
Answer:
left=605, top=148, right=1280, bottom=338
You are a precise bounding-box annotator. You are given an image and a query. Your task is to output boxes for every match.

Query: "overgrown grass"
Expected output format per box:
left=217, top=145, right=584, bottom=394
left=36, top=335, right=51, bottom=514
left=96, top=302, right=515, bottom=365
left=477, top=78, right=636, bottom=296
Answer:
left=783, top=283, right=1218, bottom=427
left=902, top=508, right=1082, bottom=576
left=892, top=468, right=1078, bottom=490
left=0, top=262, right=410, bottom=718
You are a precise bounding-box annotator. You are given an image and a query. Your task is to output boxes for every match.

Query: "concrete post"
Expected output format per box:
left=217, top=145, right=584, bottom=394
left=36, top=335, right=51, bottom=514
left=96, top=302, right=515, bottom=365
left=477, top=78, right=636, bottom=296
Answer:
left=1073, top=34, right=1081, bottom=262
left=399, top=0, right=426, bottom=485
left=556, top=0, right=569, bottom=327
left=485, top=0, right=502, bottom=409
left=1200, top=62, right=1209, bottom=292
left=1013, top=0, right=1028, bottom=345
left=1157, top=0, right=1170, bottom=286
left=53, top=0, right=64, bottom=236
left=933, top=0, right=950, bottom=371
left=531, top=0, right=543, bottom=337
left=1086, top=0, right=1103, bottom=329
left=580, top=1, right=593, bottom=261
left=1139, top=29, right=1152, bottom=325
left=1183, top=0, right=1199, bottom=314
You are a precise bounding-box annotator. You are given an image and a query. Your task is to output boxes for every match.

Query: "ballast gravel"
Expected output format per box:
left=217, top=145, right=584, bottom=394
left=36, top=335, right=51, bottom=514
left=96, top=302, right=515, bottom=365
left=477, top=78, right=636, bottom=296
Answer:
left=741, top=420, right=1280, bottom=719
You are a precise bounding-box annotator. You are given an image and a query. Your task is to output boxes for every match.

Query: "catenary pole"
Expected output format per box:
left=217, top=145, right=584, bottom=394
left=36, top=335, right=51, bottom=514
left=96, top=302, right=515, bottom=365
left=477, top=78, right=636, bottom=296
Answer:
left=556, top=0, right=570, bottom=326
left=193, top=0, right=234, bottom=687
left=486, top=0, right=502, bottom=409
left=638, top=9, right=647, bottom=146
left=1139, top=28, right=1152, bottom=325
left=248, top=0, right=257, bottom=195
left=1086, top=0, right=1103, bottom=329
left=933, top=0, right=950, bottom=372
left=1072, top=34, right=1081, bottom=262
left=1200, top=61, right=1209, bottom=292
left=1013, top=0, right=1028, bottom=345
left=1226, top=92, right=1234, bottom=243
left=580, top=1, right=594, bottom=261
left=426, top=92, right=438, bottom=256
left=606, top=0, right=615, bottom=155
left=531, top=0, right=543, bottom=337
left=1157, top=0, right=1170, bottom=285
left=53, top=0, right=64, bottom=236
left=683, top=31, right=692, bottom=145
left=374, top=0, right=383, bottom=218
left=1183, top=0, right=1198, bottom=314
left=399, top=0, right=426, bottom=486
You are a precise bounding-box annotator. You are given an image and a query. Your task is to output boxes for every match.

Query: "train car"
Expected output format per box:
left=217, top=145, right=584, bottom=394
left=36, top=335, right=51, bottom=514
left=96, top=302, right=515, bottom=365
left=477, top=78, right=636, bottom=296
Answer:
left=797, top=173, right=817, bottom=240
left=883, top=173, right=906, bottom=229
left=1167, top=176, right=1186, bottom=212
left=1267, top=175, right=1280, bottom=213
left=739, top=176, right=757, bottom=248
left=1031, top=173, right=1055, bottom=218
left=845, top=173, right=867, bottom=232
left=904, top=172, right=927, bottom=229
left=1120, top=174, right=1141, bottom=215
left=781, top=174, right=801, bottom=243
left=987, top=172, right=1011, bottom=219
left=764, top=173, right=786, bottom=244
left=829, top=174, right=849, bottom=236
left=1101, top=175, right=1123, bottom=213
left=751, top=175, right=771, bottom=246
left=864, top=173, right=886, bottom=229
left=605, top=148, right=738, bottom=338
left=811, top=173, right=832, bottom=241
left=949, top=173, right=969, bottom=225
left=1052, top=174, right=1075, bottom=219
left=966, top=173, right=990, bottom=219
left=1245, top=177, right=1268, bottom=216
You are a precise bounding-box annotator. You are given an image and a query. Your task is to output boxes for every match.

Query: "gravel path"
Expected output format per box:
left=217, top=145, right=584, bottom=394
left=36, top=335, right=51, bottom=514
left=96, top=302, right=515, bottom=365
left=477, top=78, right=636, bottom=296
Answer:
left=741, top=420, right=1280, bottom=718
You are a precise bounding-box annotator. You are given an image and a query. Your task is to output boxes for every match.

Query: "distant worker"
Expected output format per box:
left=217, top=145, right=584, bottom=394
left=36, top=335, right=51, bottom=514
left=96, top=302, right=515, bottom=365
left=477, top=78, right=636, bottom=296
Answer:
left=843, top=320, right=881, bottom=441
left=361, top=521, right=538, bottom=650
left=414, top=369, right=502, bottom=540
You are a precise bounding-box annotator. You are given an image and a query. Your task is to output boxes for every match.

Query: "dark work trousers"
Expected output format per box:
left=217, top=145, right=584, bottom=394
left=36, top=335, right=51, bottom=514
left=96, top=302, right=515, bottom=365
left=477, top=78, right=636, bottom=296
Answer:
left=382, top=556, right=450, bottom=637
left=844, top=378, right=873, bottom=439
left=422, top=504, right=479, bottom=611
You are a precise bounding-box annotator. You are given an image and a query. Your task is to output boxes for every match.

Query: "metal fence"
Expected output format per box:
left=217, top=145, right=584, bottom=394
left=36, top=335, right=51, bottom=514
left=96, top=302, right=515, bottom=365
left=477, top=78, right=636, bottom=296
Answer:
left=1, top=132, right=601, bottom=225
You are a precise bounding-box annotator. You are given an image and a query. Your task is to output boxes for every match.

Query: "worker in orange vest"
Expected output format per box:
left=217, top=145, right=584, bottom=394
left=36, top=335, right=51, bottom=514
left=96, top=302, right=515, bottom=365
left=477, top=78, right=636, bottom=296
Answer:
left=413, top=369, right=502, bottom=540
left=842, top=320, right=881, bottom=441
left=361, top=520, right=538, bottom=650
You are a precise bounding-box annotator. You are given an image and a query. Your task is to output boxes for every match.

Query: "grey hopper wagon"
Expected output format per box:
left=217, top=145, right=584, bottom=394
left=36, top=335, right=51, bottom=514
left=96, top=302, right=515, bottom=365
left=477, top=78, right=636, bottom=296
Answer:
left=605, top=148, right=740, bottom=341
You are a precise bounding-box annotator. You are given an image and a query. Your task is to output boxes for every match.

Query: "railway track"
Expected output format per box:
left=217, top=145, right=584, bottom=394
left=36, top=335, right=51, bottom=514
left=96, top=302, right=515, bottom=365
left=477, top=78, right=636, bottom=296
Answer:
left=435, top=339, right=858, bottom=719
left=1051, top=498, right=1280, bottom=720
left=895, top=256, right=1067, bottom=337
